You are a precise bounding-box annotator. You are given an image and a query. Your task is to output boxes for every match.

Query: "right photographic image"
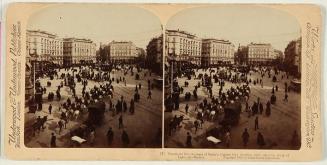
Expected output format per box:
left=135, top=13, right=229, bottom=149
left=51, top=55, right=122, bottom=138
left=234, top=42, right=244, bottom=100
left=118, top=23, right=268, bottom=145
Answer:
left=164, top=6, right=302, bottom=149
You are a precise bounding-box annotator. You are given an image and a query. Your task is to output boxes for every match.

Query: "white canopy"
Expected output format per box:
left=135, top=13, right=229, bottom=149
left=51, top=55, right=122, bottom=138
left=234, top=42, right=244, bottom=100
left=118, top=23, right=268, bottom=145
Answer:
left=207, top=136, right=221, bottom=144
left=71, top=136, right=87, bottom=144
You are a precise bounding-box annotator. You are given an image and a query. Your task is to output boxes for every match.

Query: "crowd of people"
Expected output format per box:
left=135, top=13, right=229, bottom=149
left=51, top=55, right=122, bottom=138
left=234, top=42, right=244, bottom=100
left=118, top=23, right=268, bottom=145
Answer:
left=27, top=64, right=161, bottom=148
left=165, top=64, right=300, bottom=149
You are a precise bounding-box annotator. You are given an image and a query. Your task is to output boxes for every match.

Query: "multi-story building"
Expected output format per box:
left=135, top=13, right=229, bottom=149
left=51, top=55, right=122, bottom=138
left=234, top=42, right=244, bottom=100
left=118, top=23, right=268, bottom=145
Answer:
left=295, top=38, right=302, bottom=75
left=146, top=35, right=163, bottom=74
left=63, top=38, right=96, bottom=66
left=201, top=38, right=235, bottom=67
left=284, top=38, right=302, bottom=77
left=165, top=29, right=202, bottom=66
left=26, top=30, right=64, bottom=65
left=247, top=43, right=275, bottom=64
left=26, top=30, right=64, bottom=100
left=108, top=41, right=137, bottom=63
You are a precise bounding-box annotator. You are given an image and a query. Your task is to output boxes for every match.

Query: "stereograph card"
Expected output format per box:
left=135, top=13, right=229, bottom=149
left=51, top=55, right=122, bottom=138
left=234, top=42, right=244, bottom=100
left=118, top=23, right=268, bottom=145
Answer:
left=3, top=3, right=323, bottom=161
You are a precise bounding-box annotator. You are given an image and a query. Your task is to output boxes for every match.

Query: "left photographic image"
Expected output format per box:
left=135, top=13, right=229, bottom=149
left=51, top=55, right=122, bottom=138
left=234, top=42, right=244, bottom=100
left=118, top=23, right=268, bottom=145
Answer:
left=24, top=4, right=163, bottom=148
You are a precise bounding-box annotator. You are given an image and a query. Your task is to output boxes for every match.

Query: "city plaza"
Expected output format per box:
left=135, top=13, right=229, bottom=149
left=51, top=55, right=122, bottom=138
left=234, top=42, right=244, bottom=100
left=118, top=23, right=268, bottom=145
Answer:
left=25, top=65, right=162, bottom=148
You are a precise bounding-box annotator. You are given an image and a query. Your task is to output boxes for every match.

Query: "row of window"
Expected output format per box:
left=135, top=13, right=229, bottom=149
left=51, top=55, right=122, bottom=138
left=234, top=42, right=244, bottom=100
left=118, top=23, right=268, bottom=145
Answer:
left=179, top=49, right=201, bottom=56
left=111, top=47, right=134, bottom=50
left=40, top=49, right=62, bottom=55
left=167, top=37, right=201, bottom=46
left=41, top=45, right=63, bottom=50
left=40, top=38, right=63, bottom=47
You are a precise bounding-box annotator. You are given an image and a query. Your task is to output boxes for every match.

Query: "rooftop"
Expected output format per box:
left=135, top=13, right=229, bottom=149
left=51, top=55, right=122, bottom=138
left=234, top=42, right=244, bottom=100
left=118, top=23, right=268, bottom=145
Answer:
left=109, top=41, right=133, bottom=44
left=166, top=29, right=197, bottom=38
left=27, top=29, right=57, bottom=38
left=248, top=42, right=272, bottom=46
left=63, top=38, right=94, bottom=43
left=202, top=38, right=231, bottom=44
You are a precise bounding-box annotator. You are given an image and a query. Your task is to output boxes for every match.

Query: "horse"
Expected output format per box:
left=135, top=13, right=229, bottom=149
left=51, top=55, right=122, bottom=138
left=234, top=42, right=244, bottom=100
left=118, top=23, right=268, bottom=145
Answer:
left=32, top=116, right=48, bottom=136
left=73, top=110, right=80, bottom=120
left=176, top=115, right=184, bottom=128
left=209, top=110, right=216, bottom=121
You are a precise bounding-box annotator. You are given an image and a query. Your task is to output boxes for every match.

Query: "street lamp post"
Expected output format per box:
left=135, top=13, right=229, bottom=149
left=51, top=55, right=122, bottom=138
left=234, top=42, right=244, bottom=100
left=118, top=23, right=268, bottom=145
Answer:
left=30, top=52, right=38, bottom=96
left=171, top=57, right=174, bottom=94
left=167, top=50, right=176, bottom=95
left=33, top=60, right=36, bottom=95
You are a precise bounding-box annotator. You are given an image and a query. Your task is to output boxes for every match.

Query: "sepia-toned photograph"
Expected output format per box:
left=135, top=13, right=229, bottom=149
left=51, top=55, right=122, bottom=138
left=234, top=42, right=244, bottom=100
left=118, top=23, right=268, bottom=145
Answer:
left=24, top=4, right=163, bottom=148
left=164, top=6, right=302, bottom=149
left=4, top=3, right=323, bottom=161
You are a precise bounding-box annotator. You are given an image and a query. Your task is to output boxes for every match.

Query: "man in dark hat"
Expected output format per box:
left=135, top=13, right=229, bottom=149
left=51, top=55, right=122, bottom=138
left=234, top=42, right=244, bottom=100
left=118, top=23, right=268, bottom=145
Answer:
left=257, top=132, right=265, bottom=148
left=255, top=116, right=259, bottom=131
left=48, top=104, right=52, bottom=114
left=185, top=104, right=189, bottom=115
left=118, top=115, right=124, bottom=129
left=186, top=132, right=192, bottom=148
left=121, top=130, right=130, bottom=147
left=106, top=127, right=114, bottom=146
left=147, top=90, right=152, bottom=99
left=50, top=133, right=56, bottom=148
left=242, top=128, right=250, bottom=147
left=129, top=99, right=135, bottom=114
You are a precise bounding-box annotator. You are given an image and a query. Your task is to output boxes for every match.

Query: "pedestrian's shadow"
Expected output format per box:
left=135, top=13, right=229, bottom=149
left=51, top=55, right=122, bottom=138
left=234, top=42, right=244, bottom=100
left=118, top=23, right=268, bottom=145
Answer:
left=47, top=121, right=58, bottom=132
left=57, top=132, right=71, bottom=142
left=172, top=139, right=185, bottom=148
left=132, top=139, right=143, bottom=147
left=36, top=140, right=49, bottom=148
left=193, top=133, right=206, bottom=142
left=183, top=121, right=193, bottom=132
left=52, top=111, right=61, bottom=119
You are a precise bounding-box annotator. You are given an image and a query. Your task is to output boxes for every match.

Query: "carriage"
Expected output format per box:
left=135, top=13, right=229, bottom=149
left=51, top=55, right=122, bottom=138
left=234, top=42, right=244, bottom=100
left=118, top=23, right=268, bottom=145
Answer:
left=220, top=102, right=241, bottom=126
left=153, top=77, right=163, bottom=89
left=28, top=103, right=38, bottom=113
left=288, top=79, right=301, bottom=93
left=25, top=115, right=48, bottom=137
left=86, top=101, right=105, bottom=126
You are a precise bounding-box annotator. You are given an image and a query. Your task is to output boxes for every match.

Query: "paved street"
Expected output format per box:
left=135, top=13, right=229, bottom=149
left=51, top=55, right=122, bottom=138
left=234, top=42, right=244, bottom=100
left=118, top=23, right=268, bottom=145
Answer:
left=164, top=67, right=301, bottom=149
left=25, top=66, right=162, bottom=148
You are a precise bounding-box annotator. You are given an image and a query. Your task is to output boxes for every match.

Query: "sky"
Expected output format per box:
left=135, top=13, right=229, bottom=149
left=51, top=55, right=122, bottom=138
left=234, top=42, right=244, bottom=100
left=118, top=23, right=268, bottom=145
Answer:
left=167, top=5, right=301, bottom=51
left=28, top=4, right=162, bottom=49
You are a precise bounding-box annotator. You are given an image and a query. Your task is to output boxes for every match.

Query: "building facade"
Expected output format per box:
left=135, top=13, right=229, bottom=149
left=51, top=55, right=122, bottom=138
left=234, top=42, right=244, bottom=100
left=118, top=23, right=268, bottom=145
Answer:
left=165, top=29, right=202, bottom=66
left=63, top=38, right=96, bottom=66
left=108, top=41, right=137, bottom=63
left=26, top=30, right=64, bottom=65
left=247, top=43, right=275, bottom=64
left=295, top=38, right=302, bottom=75
left=201, top=38, right=235, bottom=67
left=284, top=38, right=301, bottom=77
left=146, top=35, right=163, bottom=74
